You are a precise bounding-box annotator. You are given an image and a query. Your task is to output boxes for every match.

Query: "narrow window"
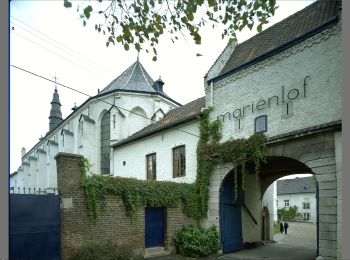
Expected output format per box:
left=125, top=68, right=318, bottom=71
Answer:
left=284, top=200, right=290, bottom=207
left=146, top=153, right=156, bottom=181
left=113, top=115, right=116, bottom=129
left=255, top=115, right=267, bottom=133
left=62, top=134, right=65, bottom=147
left=173, top=145, right=186, bottom=178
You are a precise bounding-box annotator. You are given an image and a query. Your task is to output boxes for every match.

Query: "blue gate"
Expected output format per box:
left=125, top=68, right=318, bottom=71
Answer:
left=10, top=194, right=61, bottom=260
left=220, top=173, right=243, bottom=253
left=145, top=207, right=165, bottom=248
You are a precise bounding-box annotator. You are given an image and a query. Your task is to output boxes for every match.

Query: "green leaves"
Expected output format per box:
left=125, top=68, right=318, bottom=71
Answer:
left=174, top=226, right=220, bottom=257
left=83, top=5, right=93, bottom=19
left=81, top=173, right=198, bottom=223
left=63, top=0, right=72, bottom=8
left=64, top=0, right=276, bottom=61
left=196, top=109, right=267, bottom=216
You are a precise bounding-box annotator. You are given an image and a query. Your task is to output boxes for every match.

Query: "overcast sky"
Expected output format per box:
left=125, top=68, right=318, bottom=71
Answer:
left=10, top=0, right=315, bottom=174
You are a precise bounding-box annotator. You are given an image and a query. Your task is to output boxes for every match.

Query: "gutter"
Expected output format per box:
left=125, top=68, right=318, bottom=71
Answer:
left=112, top=115, right=200, bottom=149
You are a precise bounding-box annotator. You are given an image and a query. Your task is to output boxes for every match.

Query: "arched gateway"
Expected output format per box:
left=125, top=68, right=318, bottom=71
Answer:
left=204, top=130, right=341, bottom=259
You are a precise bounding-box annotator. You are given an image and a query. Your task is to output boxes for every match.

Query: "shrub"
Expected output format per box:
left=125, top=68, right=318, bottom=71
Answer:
left=173, top=225, right=220, bottom=257
left=277, top=206, right=301, bottom=221
left=69, top=242, right=127, bottom=260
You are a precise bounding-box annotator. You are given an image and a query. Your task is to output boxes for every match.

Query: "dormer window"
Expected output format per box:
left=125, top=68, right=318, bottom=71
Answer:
left=152, top=77, right=165, bottom=92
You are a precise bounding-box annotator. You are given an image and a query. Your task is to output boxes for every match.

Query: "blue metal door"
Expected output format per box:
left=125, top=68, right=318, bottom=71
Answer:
left=145, top=207, right=165, bottom=248
left=10, top=194, right=61, bottom=260
left=220, top=173, right=243, bottom=253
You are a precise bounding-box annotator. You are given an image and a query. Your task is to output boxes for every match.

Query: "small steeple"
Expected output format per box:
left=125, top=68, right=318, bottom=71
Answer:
left=48, top=81, right=63, bottom=131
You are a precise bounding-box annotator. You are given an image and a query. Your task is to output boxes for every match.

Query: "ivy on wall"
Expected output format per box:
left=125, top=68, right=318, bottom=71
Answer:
left=80, top=107, right=267, bottom=223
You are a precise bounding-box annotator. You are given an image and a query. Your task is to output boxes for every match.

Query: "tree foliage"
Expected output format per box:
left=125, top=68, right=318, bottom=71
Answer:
left=64, top=0, right=277, bottom=61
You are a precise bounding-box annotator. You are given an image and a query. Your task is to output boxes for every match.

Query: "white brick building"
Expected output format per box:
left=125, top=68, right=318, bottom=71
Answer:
left=10, top=60, right=182, bottom=193
left=10, top=0, right=343, bottom=259
left=203, top=0, right=342, bottom=258
left=276, top=177, right=317, bottom=224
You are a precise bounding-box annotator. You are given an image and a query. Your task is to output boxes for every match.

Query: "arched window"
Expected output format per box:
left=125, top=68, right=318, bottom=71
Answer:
left=100, top=112, right=110, bottom=175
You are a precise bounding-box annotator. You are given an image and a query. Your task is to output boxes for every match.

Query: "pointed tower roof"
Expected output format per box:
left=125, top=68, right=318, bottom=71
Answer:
left=48, top=87, right=63, bottom=132
left=100, top=60, right=165, bottom=95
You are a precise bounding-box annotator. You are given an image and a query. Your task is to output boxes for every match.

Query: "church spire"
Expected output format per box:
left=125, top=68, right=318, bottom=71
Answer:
left=48, top=83, right=63, bottom=132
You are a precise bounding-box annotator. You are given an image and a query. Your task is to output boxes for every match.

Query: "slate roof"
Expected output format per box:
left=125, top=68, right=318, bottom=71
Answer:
left=112, top=97, right=205, bottom=148
left=277, top=177, right=316, bottom=195
left=213, top=0, right=341, bottom=81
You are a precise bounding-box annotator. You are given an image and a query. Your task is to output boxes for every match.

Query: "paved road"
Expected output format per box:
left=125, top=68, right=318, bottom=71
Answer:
left=149, top=222, right=317, bottom=260
left=148, top=244, right=316, bottom=260
left=274, top=222, right=317, bottom=249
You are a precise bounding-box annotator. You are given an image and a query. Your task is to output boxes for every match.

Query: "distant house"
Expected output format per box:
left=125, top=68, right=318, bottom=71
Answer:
left=277, top=177, right=317, bottom=223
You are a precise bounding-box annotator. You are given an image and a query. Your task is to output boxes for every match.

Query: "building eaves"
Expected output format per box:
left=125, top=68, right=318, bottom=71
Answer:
left=266, top=120, right=341, bottom=145
left=79, top=114, right=95, bottom=124
left=208, top=0, right=341, bottom=84
left=22, top=87, right=180, bottom=161
left=112, top=97, right=205, bottom=149
left=277, top=177, right=316, bottom=195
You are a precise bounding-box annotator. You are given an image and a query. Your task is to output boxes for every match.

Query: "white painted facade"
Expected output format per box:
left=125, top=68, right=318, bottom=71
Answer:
left=10, top=64, right=180, bottom=193
left=203, top=16, right=342, bottom=257
left=113, top=122, right=199, bottom=183
left=277, top=192, right=317, bottom=224
left=262, top=182, right=277, bottom=239
left=207, top=25, right=341, bottom=141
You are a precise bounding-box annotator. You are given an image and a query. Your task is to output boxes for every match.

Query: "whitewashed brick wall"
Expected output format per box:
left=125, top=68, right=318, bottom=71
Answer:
left=209, top=26, right=341, bottom=141
left=113, top=122, right=199, bottom=183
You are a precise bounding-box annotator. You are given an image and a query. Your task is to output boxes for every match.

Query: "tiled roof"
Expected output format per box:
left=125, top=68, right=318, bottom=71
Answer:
left=217, top=0, right=341, bottom=79
left=277, top=177, right=316, bottom=195
left=100, top=59, right=179, bottom=105
left=112, top=97, right=205, bottom=148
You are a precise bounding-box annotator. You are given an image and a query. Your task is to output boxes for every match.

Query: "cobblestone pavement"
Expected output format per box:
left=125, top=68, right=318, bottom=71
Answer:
left=274, top=222, right=317, bottom=249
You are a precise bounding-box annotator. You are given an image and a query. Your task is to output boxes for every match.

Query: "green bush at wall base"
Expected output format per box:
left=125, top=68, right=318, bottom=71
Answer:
left=173, top=226, right=220, bottom=257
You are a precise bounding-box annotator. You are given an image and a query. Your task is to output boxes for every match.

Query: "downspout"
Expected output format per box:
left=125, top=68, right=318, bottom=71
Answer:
left=210, top=82, right=214, bottom=107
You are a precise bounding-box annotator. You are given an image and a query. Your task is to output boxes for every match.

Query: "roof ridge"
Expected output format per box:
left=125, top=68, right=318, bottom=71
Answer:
left=103, top=62, right=135, bottom=92
left=121, top=61, right=137, bottom=89
left=138, top=60, right=153, bottom=88
left=234, top=0, right=319, bottom=49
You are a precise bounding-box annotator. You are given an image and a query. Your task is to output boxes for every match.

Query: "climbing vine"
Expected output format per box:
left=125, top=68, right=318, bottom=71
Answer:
left=80, top=167, right=198, bottom=223
left=195, top=107, right=267, bottom=216
left=80, top=108, right=267, bottom=223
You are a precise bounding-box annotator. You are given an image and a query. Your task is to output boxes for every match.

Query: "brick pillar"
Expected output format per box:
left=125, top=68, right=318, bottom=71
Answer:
left=55, top=152, right=84, bottom=260
left=56, top=152, right=83, bottom=197
left=55, top=152, right=145, bottom=260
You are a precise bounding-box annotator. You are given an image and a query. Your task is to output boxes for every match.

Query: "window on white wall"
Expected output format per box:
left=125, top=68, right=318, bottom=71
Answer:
left=255, top=115, right=267, bottom=133
left=303, top=198, right=310, bottom=209
left=303, top=202, right=310, bottom=209
left=146, top=153, right=156, bottom=181
left=284, top=200, right=290, bottom=207
left=173, top=145, right=185, bottom=178
left=304, top=213, right=310, bottom=220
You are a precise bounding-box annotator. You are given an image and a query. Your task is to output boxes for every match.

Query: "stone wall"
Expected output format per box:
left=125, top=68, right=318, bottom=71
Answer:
left=56, top=153, right=197, bottom=259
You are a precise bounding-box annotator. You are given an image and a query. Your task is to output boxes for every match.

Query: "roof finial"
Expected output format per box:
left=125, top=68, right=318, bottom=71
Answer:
left=53, top=73, right=58, bottom=91
left=137, top=52, right=140, bottom=61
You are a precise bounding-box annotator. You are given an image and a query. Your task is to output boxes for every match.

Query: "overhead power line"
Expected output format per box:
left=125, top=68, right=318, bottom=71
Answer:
left=11, top=64, right=200, bottom=138
left=11, top=30, right=106, bottom=78
left=11, top=16, right=115, bottom=75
